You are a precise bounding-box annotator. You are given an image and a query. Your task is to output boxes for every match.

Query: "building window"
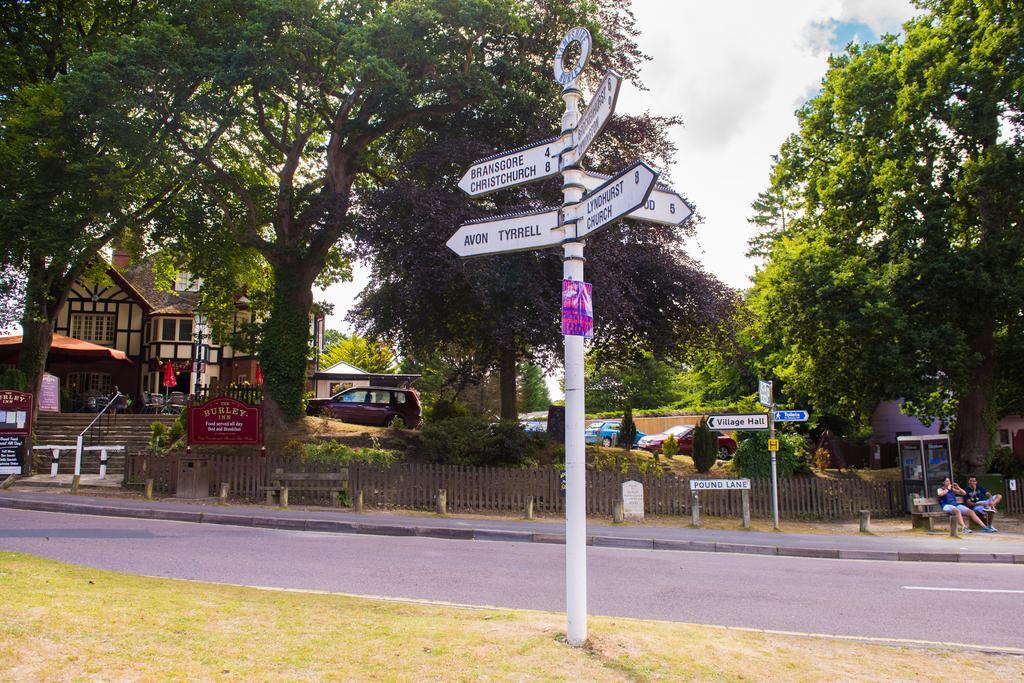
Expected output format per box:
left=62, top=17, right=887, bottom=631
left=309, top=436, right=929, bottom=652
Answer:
left=161, top=319, right=176, bottom=341
left=998, top=429, right=1010, bottom=447
left=174, top=271, right=201, bottom=292
left=178, top=319, right=193, bottom=341
left=66, top=372, right=112, bottom=394
left=70, top=313, right=115, bottom=345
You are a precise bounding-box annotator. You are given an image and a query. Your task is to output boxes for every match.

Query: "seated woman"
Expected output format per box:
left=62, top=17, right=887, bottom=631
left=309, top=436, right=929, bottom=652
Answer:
left=937, top=478, right=995, bottom=534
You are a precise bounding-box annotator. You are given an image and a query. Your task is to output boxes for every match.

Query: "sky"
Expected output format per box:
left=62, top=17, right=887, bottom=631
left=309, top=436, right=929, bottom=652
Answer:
left=316, top=0, right=920, bottom=396
left=319, top=0, right=919, bottom=314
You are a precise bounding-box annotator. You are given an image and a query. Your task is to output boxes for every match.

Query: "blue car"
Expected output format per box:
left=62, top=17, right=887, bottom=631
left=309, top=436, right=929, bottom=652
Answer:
left=584, top=420, right=645, bottom=447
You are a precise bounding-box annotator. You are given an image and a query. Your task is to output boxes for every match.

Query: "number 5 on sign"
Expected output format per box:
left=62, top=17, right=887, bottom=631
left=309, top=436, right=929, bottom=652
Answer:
left=768, top=438, right=779, bottom=452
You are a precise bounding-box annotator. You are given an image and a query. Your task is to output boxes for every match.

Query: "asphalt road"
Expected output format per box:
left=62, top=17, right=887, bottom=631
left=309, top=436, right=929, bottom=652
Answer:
left=2, top=509, right=1023, bottom=650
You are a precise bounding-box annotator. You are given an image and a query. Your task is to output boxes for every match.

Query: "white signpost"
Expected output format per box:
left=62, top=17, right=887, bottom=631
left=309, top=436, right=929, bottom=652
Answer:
left=457, top=137, right=563, bottom=196
left=569, top=69, right=622, bottom=163
left=446, top=209, right=561, bottom=258
left=567, top=160, right=658, bottom=240
left=689, top=479, right=751, bottom=490
left=580, top=171, right=693, bottom=226
left=707, top=413, right=769, bottom=431
left=448, top=27, right=691, bottom=648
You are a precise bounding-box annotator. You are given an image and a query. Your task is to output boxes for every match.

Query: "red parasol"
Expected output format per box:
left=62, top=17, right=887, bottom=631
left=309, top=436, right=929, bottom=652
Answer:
left=162, top=361, right=177, bottom=394
left=254, top=363, right=264, bottom=386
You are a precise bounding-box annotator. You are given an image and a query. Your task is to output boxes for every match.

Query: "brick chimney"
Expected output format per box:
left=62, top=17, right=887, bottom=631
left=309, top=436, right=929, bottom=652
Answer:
left=111, top=242, right=130, bottom=269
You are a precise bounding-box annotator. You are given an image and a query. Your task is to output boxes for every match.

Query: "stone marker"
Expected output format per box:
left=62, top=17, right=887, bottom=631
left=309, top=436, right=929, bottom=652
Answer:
left=621, top=480, right=644, bottom=521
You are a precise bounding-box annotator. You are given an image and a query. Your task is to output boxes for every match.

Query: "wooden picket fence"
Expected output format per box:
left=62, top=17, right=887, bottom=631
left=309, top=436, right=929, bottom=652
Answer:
left=124, top=454, right=910, bottom=519
left=1005, top=479, right=1023, bottom=514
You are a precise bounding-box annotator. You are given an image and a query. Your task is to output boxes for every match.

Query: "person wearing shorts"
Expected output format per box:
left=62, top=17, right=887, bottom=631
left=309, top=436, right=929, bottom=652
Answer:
left=937, top=478, right=994, bottom=533
left=963, top=476, right=1002, bottom=531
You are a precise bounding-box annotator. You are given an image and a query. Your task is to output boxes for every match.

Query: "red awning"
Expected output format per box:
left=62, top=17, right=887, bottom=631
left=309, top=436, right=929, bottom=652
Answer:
left=0, top=334, right=133, bottom=364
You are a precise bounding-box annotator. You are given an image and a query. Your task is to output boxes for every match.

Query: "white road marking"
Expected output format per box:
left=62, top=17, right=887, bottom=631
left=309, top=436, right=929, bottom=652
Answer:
left=903, top=586, right=1024, bottom=594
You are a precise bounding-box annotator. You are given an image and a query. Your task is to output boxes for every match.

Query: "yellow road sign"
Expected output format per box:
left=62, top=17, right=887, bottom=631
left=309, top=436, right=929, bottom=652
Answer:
left=768, top=438, right=779, bottom=452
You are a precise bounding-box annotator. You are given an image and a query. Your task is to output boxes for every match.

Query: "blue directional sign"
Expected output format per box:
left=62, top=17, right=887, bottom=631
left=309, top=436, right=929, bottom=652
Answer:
left=773, top=410, right=809, bottom=422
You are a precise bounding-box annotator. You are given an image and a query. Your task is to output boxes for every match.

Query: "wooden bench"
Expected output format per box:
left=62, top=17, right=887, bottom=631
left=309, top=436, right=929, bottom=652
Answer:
left=912, top=495, right=994, bottom=531
left=262, top=468, right=349, bottom=508
left=911, top=496, right=947, bottom=531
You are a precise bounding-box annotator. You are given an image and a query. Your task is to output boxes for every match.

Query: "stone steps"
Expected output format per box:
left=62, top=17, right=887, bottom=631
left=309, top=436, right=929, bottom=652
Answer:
left=32, top=413, right=179, bottom=475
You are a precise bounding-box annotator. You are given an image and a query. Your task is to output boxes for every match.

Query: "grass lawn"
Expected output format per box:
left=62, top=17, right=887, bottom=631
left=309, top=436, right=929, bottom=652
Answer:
left=2, top=552, right=1021, bottom=681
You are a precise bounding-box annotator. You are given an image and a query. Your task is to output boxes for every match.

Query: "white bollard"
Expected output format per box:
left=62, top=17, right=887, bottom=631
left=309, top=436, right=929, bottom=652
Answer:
left=74, top=434, right=84, bottom=477
left=50, top=448, right=60, bottom=477
left=99, top=449, right=108, bottom=480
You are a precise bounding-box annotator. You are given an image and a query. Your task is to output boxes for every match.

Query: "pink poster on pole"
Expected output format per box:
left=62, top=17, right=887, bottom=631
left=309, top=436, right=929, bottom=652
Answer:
left=561, top=279, right=593, bottom=338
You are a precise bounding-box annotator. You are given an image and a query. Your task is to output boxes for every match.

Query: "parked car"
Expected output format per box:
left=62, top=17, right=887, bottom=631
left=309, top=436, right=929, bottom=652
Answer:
left=584, top=420, right=645, bottom=448
left=636, top=424, right=736, bottom=458
left=520, top=420, right=546, bottom=433
left=305, top=386, right=422, bottom=428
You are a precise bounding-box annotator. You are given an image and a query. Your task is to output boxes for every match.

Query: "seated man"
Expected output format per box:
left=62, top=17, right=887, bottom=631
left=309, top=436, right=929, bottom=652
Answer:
left=937, top=477, right=995, bottom=534
left=962, top=476, right=1003, bottom=531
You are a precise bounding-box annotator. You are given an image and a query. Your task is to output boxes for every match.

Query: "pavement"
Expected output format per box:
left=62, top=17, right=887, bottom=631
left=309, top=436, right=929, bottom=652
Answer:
left=2, top=487, right=1023, bottom=564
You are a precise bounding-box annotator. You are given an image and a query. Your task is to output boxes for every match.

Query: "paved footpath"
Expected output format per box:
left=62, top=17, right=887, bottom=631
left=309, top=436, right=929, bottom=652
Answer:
left=3, top=488, right=1023, bottom=564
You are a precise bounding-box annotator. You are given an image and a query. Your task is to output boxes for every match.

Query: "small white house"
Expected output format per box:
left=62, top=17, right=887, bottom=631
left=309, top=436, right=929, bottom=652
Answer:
left=310, top=360, right=419, bottom=399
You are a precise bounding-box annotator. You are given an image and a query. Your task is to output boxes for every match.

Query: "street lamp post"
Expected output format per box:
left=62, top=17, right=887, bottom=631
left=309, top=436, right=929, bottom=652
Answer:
left=193, top=310, right=208, bottom=398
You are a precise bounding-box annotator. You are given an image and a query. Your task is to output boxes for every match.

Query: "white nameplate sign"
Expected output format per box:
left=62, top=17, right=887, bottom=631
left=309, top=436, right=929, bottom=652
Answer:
left=621, top=480, right=644, bottom=520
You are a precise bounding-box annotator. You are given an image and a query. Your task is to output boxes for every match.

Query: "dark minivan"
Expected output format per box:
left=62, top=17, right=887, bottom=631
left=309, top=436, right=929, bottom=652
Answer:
left=306, top=386, right=422, bottom=428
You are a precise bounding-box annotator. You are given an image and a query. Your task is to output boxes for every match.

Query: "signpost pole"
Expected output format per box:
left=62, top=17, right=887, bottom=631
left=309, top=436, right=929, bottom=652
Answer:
left=769, top=405, right=779, bottom=530
left=560, top=81, right=588, bottom=648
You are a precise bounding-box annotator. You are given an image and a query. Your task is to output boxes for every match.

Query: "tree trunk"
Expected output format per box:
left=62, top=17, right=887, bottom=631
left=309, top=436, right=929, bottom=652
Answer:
left=498, top=347, right=518, bottom=421
left=952, top=322, right=996, bottom=475
left=17, top=268, right=63, bottom=403
left=260, top=262, right=315, bottom=426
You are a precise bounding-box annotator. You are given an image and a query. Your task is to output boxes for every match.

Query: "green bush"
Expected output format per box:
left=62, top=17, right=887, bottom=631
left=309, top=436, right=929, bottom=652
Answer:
left=988, top=446, right=1023, bottom=479
left=149, top=422, right=168, bottom=450
left=0, top=367, right=27, bottom=390
left=661, top=433, right=679, bottom=460
left=420, top=416, right=541, bottom=467
left=733, top=431, right=809, bottom=479
left=425, top=398, right=469, bottom=423
left=301, top=440, right=398, bottom=467
left=620, top=404, right=637, bottom=451
left=691, top=418, right=718, bottom=473
left=167, top=411, right=186, bottom=445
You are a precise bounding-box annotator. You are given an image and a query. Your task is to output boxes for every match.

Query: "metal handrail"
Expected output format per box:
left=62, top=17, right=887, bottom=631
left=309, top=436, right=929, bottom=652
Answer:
left=72, top=391, right=123, bottom=477
left=80, top=391, right=123, bottom=438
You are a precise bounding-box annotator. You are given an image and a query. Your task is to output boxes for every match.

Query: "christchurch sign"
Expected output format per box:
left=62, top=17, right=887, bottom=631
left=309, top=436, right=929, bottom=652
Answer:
left=446, top=27, right=691, bottom=648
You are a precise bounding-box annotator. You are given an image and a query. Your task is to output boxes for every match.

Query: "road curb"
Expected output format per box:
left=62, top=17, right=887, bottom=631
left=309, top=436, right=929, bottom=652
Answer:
left=1, top=495, right=1019, bottom=564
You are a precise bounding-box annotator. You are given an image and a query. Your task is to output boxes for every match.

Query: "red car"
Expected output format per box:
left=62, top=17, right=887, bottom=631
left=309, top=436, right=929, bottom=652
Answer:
left=306, top=386, right=422, bottom=428
left=636, top=425, right=736, bottom=458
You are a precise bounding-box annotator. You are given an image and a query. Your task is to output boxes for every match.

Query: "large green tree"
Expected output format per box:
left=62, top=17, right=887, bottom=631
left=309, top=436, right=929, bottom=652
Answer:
left=749, top=0, right=1024, bottom=472
left=141, top=0, right=570, bottom=423
left=350, top=2, right=734, bottom=420
left=0, top=1, right=187, bottom=402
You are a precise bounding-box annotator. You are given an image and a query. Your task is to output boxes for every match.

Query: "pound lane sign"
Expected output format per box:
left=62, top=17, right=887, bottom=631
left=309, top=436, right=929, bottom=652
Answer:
left=447, top=208, right=561, bottom=258
left=566, top=160, right=658, bottom=240
left=457, top=137, right=562, bottom=197
left=579, top=171, right=693, bottom=226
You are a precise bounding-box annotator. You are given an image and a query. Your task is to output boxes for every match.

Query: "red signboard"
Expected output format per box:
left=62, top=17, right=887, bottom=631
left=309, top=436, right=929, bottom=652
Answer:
left=0, top=389, right=32, bottom=435
left=0, top=390, right=32, bottom=476
left=187, top=397, right=263, bottom=446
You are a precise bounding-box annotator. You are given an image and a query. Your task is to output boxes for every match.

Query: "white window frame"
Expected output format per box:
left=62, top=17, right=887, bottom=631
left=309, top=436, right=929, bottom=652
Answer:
left=70, top=313, right=115, bottom=346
